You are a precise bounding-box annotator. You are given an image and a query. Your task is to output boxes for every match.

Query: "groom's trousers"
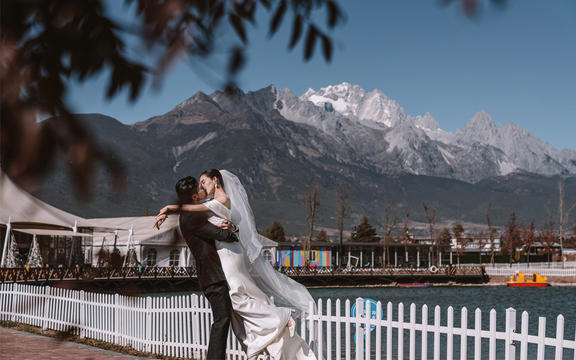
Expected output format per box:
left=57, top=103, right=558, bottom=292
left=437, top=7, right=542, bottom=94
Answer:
left=204, top=281, right=232, bottom=359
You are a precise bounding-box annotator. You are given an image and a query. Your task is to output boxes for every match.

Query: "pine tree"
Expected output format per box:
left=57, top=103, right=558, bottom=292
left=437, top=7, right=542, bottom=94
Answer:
left=110, top=247, right=123, bottom=269
left=315, top=230, right=330, bottom=242
left=97, top=247, right=111, bottom=267
left=25, top=235, right=43, bottom=268
left=125, top=247, right=140, bottom=267
left=5, top=232, right=21, bottom=268
left=265, top=221, right=286, bottom=243
left=350, top=215, right=380, bottom=243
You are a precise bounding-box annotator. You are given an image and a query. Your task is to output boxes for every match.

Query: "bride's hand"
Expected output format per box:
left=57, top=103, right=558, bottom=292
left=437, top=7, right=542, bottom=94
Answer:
left=218, top=220, right=238, bottom=232
left=154, top=213, right=167, bottom=229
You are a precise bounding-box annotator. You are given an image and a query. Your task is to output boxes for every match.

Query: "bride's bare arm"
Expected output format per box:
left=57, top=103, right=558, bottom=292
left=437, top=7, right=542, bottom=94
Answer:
left=153, top=203, right=210, bottom=229
left=160, top=204, right=209, bottom=214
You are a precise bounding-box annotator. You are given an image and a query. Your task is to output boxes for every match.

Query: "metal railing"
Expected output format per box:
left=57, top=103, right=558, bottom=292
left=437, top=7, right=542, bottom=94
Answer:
left=0, top=266, right=486, bottom=283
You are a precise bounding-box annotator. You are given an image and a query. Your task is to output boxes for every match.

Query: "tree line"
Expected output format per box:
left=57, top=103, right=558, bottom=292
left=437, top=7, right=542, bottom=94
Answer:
left=264, top=184, right=576, bottom=267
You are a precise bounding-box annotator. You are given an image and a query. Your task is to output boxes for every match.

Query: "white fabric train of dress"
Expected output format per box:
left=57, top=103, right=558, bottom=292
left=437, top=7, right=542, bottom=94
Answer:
left=203, top=199, right=316, bottom=360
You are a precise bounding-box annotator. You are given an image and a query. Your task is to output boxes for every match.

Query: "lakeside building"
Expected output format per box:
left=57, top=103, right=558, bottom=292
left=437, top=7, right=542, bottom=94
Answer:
left=276, top=241, right=456, bottom=268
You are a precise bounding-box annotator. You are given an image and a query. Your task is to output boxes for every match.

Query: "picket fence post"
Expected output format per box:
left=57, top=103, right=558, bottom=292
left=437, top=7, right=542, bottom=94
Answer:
left=145, top=296, right=152, bottom=353
left=42, top=285, right=50, bottom=330
left=422, top=304, right=429, bottom=360
left=460, top=307, right=468, bottom=360
left=505, top=307, right=517, bottom=360
left=317, top=299, right=323, bottom=360
left=10, top=283, right=17, bottom=322
left=114, top=293, right=120, bottom=344
left=354, top=297, right=363, bottom=360
left=80, top=290, right=86, bottom=338
left=554, top=315, right=564, bottom=360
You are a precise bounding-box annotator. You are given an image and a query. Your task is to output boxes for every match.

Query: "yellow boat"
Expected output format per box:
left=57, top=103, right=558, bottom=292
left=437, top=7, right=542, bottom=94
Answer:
left=506, top=272, right=549, bottom=287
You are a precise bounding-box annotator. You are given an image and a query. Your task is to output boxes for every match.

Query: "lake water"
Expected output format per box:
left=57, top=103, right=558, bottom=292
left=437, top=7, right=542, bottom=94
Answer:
left=310, top=286, right=576, bottom=330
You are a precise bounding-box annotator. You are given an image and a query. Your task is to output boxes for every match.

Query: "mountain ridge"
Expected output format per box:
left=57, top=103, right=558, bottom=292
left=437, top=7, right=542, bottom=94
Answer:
left=31, top=84, right=576, bottom=234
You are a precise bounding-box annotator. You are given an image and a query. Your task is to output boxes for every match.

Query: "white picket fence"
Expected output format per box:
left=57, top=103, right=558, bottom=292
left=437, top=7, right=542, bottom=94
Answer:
left=484, top=268, right=576, bottom=277
left=0, top=283, right=575, bottom=359
left=456, top=262, right=576, bottom=277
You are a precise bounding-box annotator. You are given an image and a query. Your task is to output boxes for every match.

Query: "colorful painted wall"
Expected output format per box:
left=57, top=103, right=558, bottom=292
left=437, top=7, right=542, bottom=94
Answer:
left=278, top=246, right=332, bottom=267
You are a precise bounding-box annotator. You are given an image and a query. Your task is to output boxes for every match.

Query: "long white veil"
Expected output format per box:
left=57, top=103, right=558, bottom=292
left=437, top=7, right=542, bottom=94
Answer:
left=220, top=170, right=315, bottom=317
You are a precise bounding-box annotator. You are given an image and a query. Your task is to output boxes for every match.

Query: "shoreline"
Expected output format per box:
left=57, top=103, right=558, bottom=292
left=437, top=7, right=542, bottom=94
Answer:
left=307, top=279, right=576, bottom=289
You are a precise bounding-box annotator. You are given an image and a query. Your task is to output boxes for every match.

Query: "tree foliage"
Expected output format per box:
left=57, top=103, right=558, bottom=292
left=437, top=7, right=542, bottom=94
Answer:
left=350, top=215, right=380, bottom=243
left=437, top=228, right=452, bottom=247
left=452, top=223, right=465, bottom=264
left=265, top=220, right=286, bottom=242
left=315, top=229, right=330, bottom=242
left=502, top=212, right=521, bottom=261
left=539, top=218, right=558, bottom=263
left=520, top=220, right=536, bottom=263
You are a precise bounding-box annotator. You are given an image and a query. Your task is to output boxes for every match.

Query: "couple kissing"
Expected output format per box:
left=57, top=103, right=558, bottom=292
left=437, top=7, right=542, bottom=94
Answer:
left=155, top=169, right=316, bottom=360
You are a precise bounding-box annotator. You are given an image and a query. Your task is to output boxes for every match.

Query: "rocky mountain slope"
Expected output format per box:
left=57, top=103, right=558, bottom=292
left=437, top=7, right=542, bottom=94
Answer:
left=35, top=85, right=576, bottom=234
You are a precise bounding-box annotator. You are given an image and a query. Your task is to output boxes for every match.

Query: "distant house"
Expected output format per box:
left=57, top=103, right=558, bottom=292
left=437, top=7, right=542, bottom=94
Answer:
left=450, top=235, right=502, bottom=253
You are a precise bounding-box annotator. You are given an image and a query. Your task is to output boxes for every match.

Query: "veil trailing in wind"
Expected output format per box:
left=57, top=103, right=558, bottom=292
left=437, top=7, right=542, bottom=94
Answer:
left=220, top=170, right=315, bottom=317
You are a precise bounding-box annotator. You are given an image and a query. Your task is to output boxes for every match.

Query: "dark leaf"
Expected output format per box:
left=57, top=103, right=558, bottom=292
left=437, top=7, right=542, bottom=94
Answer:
left=224, top=82, right=242, bottom=97
left=321, top=34, right=332, bottom=62
left=128, top=65, right=146, bottom=101
left=288, top=14, right=303, bottom=49
left=228, top=46, right=245, bottom=75
left=234, top=0, right=256, bottom=23
left=304, top=25, right=317, bottom=61
left=210, top=2, right=225, bottom=28
left=326, top=0, right=342, bottom=28
left=259, top=0, right=271, bottom=10
left=229, top=14, right=247, bottom=43
left=269, top=0, right=286, bottom=36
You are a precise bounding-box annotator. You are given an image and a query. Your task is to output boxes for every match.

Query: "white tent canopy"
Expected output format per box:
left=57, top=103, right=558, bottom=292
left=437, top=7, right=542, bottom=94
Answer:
left=0, top=174, right=83, bottom=229
left=13, top=229, right=93, bottom=237
left=87, top=216, right=181, bottom=247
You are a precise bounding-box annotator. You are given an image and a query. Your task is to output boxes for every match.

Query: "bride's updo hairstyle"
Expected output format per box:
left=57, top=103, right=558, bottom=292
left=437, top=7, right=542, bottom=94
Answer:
left=201, top=169, right=224, bottom=190
left=175, top=176, right=199, bottom=204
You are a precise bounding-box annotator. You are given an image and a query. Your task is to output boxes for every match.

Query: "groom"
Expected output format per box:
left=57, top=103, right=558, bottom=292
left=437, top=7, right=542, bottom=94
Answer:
left=175, top=176, right=238, bottom=359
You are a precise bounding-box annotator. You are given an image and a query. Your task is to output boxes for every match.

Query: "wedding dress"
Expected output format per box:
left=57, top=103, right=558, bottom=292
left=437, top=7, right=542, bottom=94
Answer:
left=203, top=198, right=316, bottom=359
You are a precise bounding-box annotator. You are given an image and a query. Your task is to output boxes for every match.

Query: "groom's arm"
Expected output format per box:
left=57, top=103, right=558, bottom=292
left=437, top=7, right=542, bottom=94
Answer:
left=195, top=222, right=239, bottom=243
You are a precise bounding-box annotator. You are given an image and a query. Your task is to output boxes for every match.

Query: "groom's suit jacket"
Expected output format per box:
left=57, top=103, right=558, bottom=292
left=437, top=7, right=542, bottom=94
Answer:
left=179, top=210, right=238, bottom=291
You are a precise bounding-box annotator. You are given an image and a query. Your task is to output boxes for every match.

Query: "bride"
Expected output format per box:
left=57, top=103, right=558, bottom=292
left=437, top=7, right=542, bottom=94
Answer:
left=155, top=169, right=316, bottom=360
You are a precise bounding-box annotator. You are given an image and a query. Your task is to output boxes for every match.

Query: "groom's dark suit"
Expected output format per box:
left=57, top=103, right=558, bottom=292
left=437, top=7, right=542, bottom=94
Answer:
left=179, top=210, right=238, bottom=360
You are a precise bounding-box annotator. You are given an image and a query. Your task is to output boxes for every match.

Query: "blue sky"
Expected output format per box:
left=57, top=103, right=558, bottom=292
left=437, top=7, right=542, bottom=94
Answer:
left=67, top=0, right=576, bottom=150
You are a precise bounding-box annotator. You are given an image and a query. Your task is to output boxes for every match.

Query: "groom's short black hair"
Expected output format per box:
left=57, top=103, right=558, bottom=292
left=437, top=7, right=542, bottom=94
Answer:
left=175, top=176, right=198, bottom=204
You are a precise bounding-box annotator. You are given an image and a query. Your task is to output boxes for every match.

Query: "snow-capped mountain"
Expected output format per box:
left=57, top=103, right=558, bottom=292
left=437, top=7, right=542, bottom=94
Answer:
left=301, top=82, right=407, bottom=128
left=456, top=111, right=576, bottom=176
left=276, top=82, right=576, bottom=181
left=35, top=85, right=576, bottom=231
